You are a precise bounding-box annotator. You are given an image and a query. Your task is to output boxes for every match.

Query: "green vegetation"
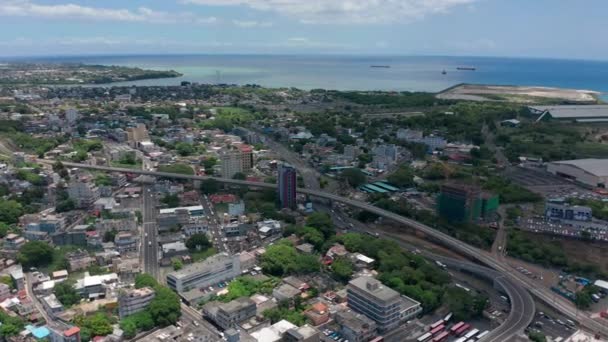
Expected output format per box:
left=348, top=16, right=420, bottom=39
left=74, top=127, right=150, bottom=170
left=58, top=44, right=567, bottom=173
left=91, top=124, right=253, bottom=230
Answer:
left=175, top=142, right=196, bottom=156
left=528, top=331, right=547, bottom=342
left=17, top=240, right=55, bottom=268
left=387, top=166, right=415, bottom=188
left=0, top=199, right=24, bottom=224
left=191, top=247, right=217, bottom=262
left=157, top=163, right=194, bottom=175
left=200, top=179, right=220, bottom=194
left=186, top=233, right=212, bottom=251
left=339, top=168, right=367, bottom=187
left=15, top=169, right=45, bottom=185
left=568, top=198, right=608, bottom=221
left=507, top=230, right=606, bottom=278
left=161, top=194, right=180, bottom=208
left=334, top=233, right=450, bottom=312
left=507, top=230, right=567, bottom=267
left=335, top=91, right=442, bottom=108
left=133, top=274, right=181, bottom=327
left=261, top=240, right=321, bottom=277
left=94, top=174, right=113, bottom=186
left=305, top=212, right=335, bottom=238
left=218, top=276, right=279, bottom=302
left=172, top=259, right=183, bottom=271
left=74, top=313, right=114, bottom=342
left=331, top=257, right=354, bottom=282
left=199, top=107, right=256, bottom=132
left=120, top=311, right=155, bottom=339
left=575, top=285, right=600, bottom=310
left=54, top=281, right=80, bottom=307
left=0, top=310, right=25, bottom=337
left=445, top=287, right=487, bottom=321
left=483, top=177, right=542, bottom=203
left=263, top=299, right=308, bottom=326
left=373, top=197, right=496, bottom=249
left=8, top=131, right=67, bottom=157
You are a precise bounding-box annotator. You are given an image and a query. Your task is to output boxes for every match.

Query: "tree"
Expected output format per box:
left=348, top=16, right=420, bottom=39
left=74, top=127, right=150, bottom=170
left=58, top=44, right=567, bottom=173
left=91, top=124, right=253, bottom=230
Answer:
left=103, top=229, right=117, bottom=243
left=0, top=200, right=24, bottom=224
left=56, top=198, right=76, bottom=213
left=340, top=168, right=366, bottom=187
left=261, top=241, right=320, bottom=276
left=135, top=274, right=158, bottom=289
left=173, top=259, right=183, bottom=271
left=74, top=313, right=113, bottom=341
left=200, top=179, right=219, bottom=194
left=149, top=287, right=181, bottom=326
left=17, top=241, right=54, bottom=268
left=203, top=157, right=217, bottom=171
left=331, top=257, right=354, bottom=282
left=186, top=234, right=211, bottom=251
left=232, top=172, right=247, bottom=180
left=175, top=142, right=195, bottom=156
left=54, top=282, right=80, bottom=307
left=387, top=166, right=415, bottom=188
left=297, top=226, right=324, bottom=250
left=161, top=194, right=180, bottom=208
left=0, top=222, right=9, bottom=238
left=306, top=212, right=335, bottom=238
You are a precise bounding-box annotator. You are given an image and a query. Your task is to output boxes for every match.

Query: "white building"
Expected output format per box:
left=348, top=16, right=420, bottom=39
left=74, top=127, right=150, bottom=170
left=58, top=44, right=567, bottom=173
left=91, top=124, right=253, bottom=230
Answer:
left=166, top=253, right=241, bottom=293
left=221, top=151, right=243, bottom=179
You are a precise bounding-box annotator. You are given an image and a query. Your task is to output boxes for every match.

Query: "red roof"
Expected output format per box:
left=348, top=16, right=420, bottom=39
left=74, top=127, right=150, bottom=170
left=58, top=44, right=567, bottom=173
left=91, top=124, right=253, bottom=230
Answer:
left=64, top=327, right=80, bottom=336
left=209, top=194, right=237, bottom=204
left=239, top=145, right=253, bottom=153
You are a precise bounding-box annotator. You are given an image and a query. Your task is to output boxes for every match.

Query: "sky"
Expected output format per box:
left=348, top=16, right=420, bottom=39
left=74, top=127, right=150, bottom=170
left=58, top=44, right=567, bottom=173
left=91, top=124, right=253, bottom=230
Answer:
left=0, top=0, right=606, bottom=60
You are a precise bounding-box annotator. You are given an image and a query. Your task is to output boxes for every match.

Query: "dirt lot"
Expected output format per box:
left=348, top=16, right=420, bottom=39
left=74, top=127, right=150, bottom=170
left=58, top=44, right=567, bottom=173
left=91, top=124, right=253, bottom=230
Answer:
left=437, top=84, right=599, bottom=103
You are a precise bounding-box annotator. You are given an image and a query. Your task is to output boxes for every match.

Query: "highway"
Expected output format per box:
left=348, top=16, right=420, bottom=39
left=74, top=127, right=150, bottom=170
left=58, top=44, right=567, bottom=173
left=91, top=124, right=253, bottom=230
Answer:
left=141, top=181, right=160, bottom=281
left=40, top=161, right=608, bottom=339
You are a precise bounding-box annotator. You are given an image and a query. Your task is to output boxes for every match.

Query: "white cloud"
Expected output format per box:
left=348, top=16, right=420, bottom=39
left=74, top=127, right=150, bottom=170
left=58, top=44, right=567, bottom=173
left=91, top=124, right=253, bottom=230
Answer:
left=182, top=0, right=477, bottom=24
left=232, top=20, right=272, bottom=28
left=0, top=0, right=218, bottom=24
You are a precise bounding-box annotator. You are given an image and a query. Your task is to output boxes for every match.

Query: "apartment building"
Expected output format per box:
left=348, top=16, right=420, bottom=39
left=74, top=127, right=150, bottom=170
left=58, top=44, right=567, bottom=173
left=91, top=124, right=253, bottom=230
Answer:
left=347, top=276, right=422, bottom=333
left=166, top=253, right=241, bottom=293
left=118, top=287, right=156, bottom=318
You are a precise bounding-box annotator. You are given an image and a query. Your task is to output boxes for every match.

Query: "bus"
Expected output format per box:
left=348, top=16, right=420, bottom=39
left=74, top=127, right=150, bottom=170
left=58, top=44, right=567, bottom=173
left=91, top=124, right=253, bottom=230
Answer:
left=443, top=312, right=453, bottom=323
left=450, top=322, right=465, bottom=334
left=417, top=332, right=432, bottom=342
left=430, top=325, right=445, bottom=336
left=464, top=329, right=480, bottom=340
left=453, top=338, right=467, bottom=342
left=369, top=337, right=384, bottom=342
left=476, top=330, right=490, bottom=340
left=429, top=320, right=444, bottom=330
left=455, top=324, right=471, bottom=336
left=432, top=331, right=450, bottom=342
left=455, top=283, right=471, bottom=292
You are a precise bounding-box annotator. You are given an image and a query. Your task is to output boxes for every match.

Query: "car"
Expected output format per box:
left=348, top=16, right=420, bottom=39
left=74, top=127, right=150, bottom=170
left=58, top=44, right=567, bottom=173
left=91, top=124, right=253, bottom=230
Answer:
left=148, top=241, right=152, bottom=247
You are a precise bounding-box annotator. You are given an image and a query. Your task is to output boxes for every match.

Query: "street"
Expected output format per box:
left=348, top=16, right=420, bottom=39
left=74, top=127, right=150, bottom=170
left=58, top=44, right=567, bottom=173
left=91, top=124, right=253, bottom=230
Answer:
left=141, top=182, right=160, bottom=281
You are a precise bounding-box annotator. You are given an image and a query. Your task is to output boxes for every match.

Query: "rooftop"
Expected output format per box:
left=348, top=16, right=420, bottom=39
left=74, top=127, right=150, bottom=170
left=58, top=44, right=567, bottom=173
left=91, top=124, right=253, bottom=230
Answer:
left=168, top=253, right=234, bottom=280
left=219, top=297, right=255, bottom=314
left=530, top=105, right=608, bottom=119
left=550, top=158, right=608, bottom=177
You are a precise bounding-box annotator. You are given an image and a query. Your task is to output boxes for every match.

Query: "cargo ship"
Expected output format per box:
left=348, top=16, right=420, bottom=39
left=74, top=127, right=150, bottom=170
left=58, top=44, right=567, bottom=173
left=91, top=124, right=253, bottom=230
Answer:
left=370, top=65, right=390, bottom=68
left=456, top=67, right=476, bottom=71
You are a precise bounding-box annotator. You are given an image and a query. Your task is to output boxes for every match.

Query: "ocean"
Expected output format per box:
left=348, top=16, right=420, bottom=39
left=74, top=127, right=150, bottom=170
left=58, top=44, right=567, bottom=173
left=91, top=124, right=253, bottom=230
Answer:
left=12, top=54, right=608, bottom=95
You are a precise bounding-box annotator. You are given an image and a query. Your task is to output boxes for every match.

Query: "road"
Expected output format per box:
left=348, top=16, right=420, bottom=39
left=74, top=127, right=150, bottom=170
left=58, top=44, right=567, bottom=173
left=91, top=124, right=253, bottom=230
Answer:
left=141, top=181, right=160, bottom=281
left=318, top=204, right=535, bottom=342
left=199, top=194, right=227, bottom=253
left=39, top=160, right=608, bottom=339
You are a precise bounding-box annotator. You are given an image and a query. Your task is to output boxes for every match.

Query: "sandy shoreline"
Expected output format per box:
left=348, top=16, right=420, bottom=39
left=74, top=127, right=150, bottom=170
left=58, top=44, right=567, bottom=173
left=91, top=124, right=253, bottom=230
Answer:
left=437, top=83, right=600, bottom=103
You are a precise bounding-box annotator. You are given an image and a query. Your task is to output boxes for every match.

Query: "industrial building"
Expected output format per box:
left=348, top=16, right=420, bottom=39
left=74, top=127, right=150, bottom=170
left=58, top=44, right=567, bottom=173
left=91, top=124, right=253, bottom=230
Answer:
left=166, top=252, right=241, bottom=293
left=347, top=276, right=422, bottom=333
left=436, top=184, right=499, bottom=223
left=529, top=105, right=608, bottom=123
left=547, top=159, right=608, bottom=188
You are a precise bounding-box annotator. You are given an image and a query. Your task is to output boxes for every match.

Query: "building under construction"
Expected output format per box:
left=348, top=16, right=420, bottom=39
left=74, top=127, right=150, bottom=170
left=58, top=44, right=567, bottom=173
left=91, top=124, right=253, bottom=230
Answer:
left=436, top=183, right=499, bottom=223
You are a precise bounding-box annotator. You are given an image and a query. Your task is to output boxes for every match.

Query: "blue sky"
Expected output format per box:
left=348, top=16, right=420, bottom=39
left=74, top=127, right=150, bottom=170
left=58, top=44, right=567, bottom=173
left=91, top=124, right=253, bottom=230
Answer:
left=0, top=0, right=605, bottom=59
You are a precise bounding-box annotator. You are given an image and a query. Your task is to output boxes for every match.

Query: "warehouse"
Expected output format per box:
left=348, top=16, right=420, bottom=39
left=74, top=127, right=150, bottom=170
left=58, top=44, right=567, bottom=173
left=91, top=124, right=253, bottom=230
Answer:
left=547, top=159, right=608, bottom=188
left=529, top=105, right=608, bottom=123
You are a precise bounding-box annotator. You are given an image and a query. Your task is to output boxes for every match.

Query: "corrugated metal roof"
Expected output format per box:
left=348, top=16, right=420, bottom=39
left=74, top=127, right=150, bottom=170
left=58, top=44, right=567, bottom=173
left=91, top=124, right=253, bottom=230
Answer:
left=529, top=105, right=608, bottom=119
left=551, top=159, right=608, bottom=177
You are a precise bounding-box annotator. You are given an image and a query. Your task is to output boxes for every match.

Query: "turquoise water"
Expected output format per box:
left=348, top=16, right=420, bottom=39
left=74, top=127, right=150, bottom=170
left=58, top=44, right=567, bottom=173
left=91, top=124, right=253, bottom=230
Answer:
left=15, top=54, right=608, bottom=93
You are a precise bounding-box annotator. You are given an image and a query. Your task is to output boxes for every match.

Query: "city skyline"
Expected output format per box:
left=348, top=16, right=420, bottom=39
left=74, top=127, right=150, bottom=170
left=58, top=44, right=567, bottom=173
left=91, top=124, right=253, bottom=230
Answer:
left=0, top=0, right=606, bottom=60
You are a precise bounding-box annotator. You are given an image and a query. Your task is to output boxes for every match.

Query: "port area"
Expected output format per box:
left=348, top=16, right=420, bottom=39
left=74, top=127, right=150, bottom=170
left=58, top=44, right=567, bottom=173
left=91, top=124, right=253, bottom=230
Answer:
left=436, top=83, right=600, bottom=103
